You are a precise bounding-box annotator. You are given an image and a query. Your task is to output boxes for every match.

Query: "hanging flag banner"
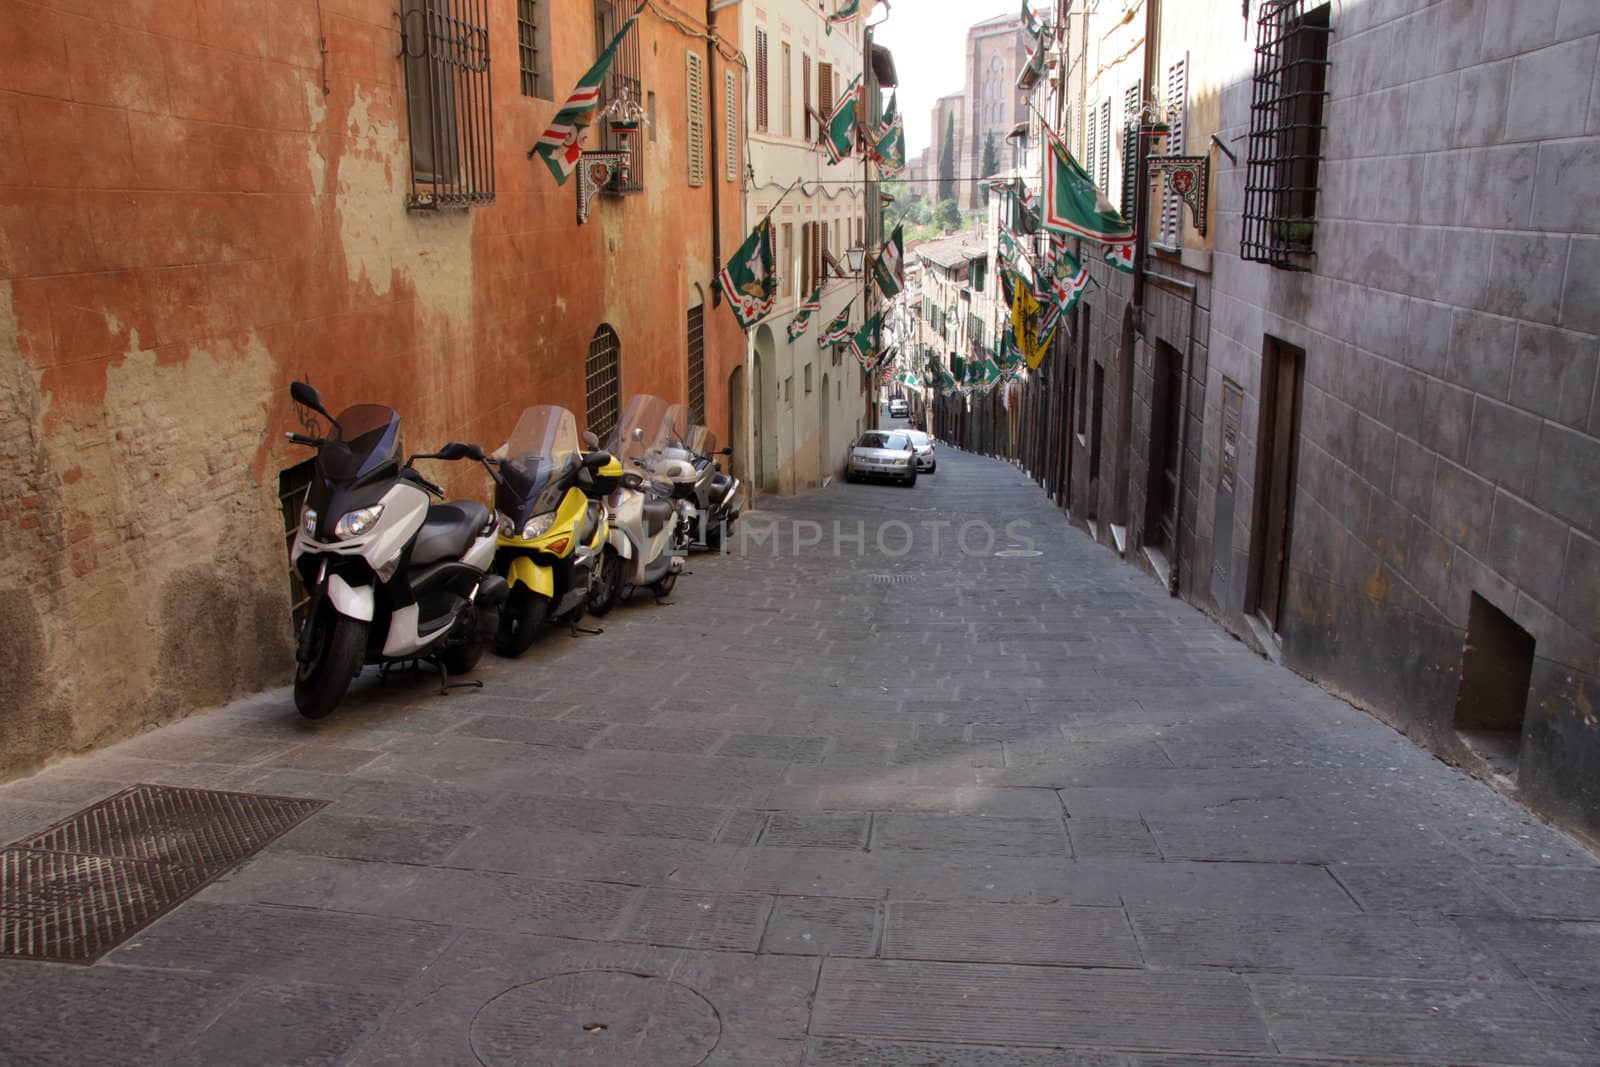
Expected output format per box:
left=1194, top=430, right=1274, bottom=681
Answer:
left=715, top=218, right=778, bottom=328
left=532, top=1, right=648, bottom=185
left=874, top=114, right=906, bottom=175
left=824, top=75, right=862, bottom=164
left=1005, top=267, right=1055, bottom=371
left=849, top=312, right=884, bottom=367
left=787, top=282, right=823, bottom=342
left=1102, top=237, right=1136, bottom=274
left=826, top=0, right=861, bottom=33
left=879, top=92, right=898, bottom=139
left=873, top=224, right=905, bottom=299
left=1021, top=0, right=1043, bottom=40
left=818, top=301, right=854, bottom=347
left=1041, top=124, right=1134, bottom=243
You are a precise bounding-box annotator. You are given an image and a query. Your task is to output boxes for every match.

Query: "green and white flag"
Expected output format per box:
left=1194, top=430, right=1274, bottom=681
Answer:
left=1041, top=124, right=1134, bottom=244
left=824, top=75, right=861, bottom=165
left=715, top=218, right=778, bottom=328
left=818, top=301, right=854, bottom=347
left=873, top=225, right=904, bottom=299
left=787, top=282, right=823, bottom=342
left=1021, top=0, right=1043, bottom=39
left=849, top=312, right=883, bottom=367
left=873, top=114, right=906, bottom=175
left=878, top=92, right=897, bottom=139
left=826, top=0, right=861, bottom=33
left=532, top=1, right=648, bottom=185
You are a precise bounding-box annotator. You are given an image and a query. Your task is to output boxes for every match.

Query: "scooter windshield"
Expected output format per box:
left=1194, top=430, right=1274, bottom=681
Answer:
left=497, top=405, right=581, bottom=513
left=318, top=404, right=402, bottom=481
left=660, top=403, right=692, bottom=449
left=687, top=426, right=718, bottom=457
left=605, top=395, right=674, bottom=471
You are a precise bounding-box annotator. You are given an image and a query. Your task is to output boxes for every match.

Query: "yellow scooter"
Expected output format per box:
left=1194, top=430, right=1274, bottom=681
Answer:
left=483, top=405, right=622, bottom=656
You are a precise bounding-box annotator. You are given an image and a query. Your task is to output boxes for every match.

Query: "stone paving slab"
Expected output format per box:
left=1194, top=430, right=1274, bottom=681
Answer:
left=0, top=443, right=1597, bottom=1064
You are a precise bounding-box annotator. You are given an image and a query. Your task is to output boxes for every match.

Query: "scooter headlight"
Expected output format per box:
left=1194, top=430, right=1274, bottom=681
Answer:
left=497, top=513, right=515, bottom=537
left=521, top=512, right=556, bottom=540
left=300, top=507, right=318, bottom=538
left=334, top=504, right=384, bottom=540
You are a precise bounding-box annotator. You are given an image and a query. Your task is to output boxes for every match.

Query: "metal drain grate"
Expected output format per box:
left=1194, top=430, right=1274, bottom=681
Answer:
left=1, top=784, right=326, bottom=964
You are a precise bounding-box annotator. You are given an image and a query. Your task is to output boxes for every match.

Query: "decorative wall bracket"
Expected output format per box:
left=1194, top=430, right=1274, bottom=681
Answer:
left=1147, top=155, right=1211, bottom=237
left=577, top=152, right=629, bottom=225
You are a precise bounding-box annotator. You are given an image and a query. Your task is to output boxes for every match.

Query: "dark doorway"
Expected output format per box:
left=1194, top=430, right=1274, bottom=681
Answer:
left=1453, top=594, right=1535, bottom=780
left=1248, top=335, right=1304, bottom=633
left=1145, top=340, right=1184, bottom=549
left=1088, top=362, right=1105, bottom=519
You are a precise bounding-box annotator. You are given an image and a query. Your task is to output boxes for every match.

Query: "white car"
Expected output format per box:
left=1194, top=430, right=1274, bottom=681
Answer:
left=845, top=430, right=917, bottom=486
left=888, top=397, right=909, bottom=419
left=904, top=429, right=936, bottom=473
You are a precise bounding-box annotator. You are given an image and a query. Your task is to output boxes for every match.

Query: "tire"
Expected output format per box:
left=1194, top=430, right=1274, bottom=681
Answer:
left=904, top=472, right=918, bottom=487
left=929, top=461, right=937, bottom=473
left=494, top=587, right=550, bottom=657
left=439, top=630, right=485, bottom=676
left=294, top=608, right=367, bottom=720
left=705, top=521, right=724, bottom=551
left=587, top=546, right=624, bottom=617
left=844, top=469, right=857, bottom=483
left=652, top=572, right=677, bottom=597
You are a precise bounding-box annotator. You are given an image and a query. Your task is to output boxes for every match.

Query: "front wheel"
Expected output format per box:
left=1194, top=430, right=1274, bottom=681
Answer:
left=494, top=587, right=550, bottom=657
left=294, top=608, right=367, bottom=720
left=587, top=546, right=624, bottom=616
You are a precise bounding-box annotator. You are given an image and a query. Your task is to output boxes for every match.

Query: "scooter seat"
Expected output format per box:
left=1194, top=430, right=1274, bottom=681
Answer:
left=642, top=499, right=673, bottom=536
left=412, top=500, right=490, bottom=566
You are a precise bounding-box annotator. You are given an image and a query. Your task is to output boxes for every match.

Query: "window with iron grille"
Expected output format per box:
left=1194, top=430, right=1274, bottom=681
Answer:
left=594, top=0, right=643, bottom=193
left=585, top=325, right=622, bottom=439
left=1243, top=1, right=1332, bottom=269
left=687, top=52, right=706, bottom=187
left=755, top=28, right=770, bottom=132
left=1160, top=57, right=1188, bottom=247
left=1098, top=98, right=1111, bottom=192
left=516, top=0, right=552, bottom=99
left=1120, top=81, right=1140, bottom=222
left=399, top=0, right=495, bottom=207
left=687, top=303, right=706, bottom=424
left=726, top=69, right=738, bottom=181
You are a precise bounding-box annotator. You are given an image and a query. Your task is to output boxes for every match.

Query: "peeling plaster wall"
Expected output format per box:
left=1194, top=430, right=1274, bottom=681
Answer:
left=0, top=0, right=744, bottom=777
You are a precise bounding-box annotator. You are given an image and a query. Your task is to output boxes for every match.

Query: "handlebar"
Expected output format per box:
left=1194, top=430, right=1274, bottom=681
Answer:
left=285, top=432, right=322, bottom=447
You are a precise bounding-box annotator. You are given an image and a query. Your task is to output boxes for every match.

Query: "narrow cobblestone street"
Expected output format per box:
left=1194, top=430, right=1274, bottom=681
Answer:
left=2, top=443, right=1597, bottom=1066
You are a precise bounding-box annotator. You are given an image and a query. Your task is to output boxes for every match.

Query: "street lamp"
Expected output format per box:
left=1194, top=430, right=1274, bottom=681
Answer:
left=845, top=245, right=866, bottom=274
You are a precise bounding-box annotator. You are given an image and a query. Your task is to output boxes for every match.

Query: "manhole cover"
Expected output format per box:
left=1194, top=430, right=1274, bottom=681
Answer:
left=1, top=784, right=325, bottom=964
left=471, top=972, right=721, bottom=1066
left=994, top=549, right=1043, bottom=557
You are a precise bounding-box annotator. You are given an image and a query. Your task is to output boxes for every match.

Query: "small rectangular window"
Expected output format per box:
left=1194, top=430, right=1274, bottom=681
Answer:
left=755, top=27, right=770, bottom=132
left=804, top=363, right=813, bottom=394
left=1242, top=1, right=1332, bottom=268
left=517, top=0, right=551, bottom=99
left=399, top=0, right=494, bottom=207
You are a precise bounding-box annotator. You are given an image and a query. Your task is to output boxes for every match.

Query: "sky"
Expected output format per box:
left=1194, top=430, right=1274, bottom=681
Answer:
left=872, top=0, right=1023, bottom=160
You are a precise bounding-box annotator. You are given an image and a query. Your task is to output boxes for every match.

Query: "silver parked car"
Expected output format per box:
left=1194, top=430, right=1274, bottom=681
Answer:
left=904, top=429, right=936, bottom=473
left=845, top=430, right=917, bottom=486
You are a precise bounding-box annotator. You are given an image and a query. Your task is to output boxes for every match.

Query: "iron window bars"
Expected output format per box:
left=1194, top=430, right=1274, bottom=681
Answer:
left=399, top=0, right=495, bottom=208
left=687, top=304, right=706, bottom=425
left=1242, top=1, right=1332, bottom=269
left=594, top=0, right=644, bottom=193
left=586, top=325, right=622, bottom=439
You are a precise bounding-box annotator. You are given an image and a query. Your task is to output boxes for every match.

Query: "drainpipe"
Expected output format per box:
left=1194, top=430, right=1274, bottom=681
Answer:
left=1143, top=268, right=1197, bottom=598
left=707, top=0, right=724, bottom=306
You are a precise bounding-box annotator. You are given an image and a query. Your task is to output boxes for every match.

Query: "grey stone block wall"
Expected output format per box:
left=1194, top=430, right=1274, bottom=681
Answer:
left=1204, top=0, right=1600, bottom=835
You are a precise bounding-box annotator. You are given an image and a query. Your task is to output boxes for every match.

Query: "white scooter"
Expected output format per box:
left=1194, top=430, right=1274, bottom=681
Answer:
left=591, top=395, right=688, bottom=612
left=284, top=381, right=508, bottom=719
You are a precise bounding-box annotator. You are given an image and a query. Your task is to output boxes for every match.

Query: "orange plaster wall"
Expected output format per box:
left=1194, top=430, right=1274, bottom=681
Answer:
left=0, top=0, right=746, bottom=777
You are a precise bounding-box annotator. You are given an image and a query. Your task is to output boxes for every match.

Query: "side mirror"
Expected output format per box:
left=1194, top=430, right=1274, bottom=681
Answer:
left=434, top=441, right=473, bottom=461
left=582, top=450, right=613, bottom=470
left=632, top=428, right=645, bottom=441
left=290, top=380, right=330, bottom=419
left=718, top=447, right=734, bottom=456
left=581, top=431, right=600, bottom=449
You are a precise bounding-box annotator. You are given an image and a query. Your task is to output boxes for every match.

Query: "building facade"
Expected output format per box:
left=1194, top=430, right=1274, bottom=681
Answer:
left=936, top=0, right=1600, bottom=838
left=962, top=14, right=1032, bottom=210
left=737, top=0, right=874, bottom=493
left=0, top=0, right=746, bottom=777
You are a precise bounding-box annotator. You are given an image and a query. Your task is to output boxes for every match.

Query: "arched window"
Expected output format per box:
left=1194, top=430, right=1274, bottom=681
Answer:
left=687, top=287, right=706, bottom=424
left=585, top=324, right=621, bottom=438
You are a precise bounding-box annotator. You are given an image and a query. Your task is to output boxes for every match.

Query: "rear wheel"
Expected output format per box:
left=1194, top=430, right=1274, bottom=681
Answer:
left=652, top=572, right=677, bottom=598
left=494, top=587, right=550, bottom=657
left=440, top=632, right=484, bottom=675
left=704, top=520, right=725, bottom=551
left=294, top=608, right=367, bottom=720
left=587, top=546, right=624, bottom=616
left=903, top=472, right=918, bottom=487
